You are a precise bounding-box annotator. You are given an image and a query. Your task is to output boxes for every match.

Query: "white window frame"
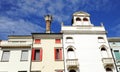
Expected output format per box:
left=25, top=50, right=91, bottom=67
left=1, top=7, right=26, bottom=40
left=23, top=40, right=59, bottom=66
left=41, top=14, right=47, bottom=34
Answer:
left=1, top=50, right=10, bottom=62
left=21, top=50, right=28, bottom=61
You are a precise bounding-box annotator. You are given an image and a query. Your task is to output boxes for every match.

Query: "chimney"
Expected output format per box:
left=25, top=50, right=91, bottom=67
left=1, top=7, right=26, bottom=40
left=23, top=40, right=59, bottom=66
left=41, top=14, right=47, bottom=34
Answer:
left=45, top=15, right=52, bottom=33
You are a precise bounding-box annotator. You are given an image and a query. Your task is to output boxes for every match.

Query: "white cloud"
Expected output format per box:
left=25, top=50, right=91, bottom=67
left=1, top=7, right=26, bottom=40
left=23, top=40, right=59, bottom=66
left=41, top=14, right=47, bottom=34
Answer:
left=0, top=0, right=116, bottom=39
left=0, top=16, right=45, bottom=39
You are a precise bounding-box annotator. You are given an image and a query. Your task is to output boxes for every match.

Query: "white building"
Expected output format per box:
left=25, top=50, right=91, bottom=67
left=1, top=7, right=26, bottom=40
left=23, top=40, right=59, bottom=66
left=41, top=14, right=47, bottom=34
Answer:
left=0, top=35, right=32, bottom=72
left=108, top=37, right=120, bottom=72
left=61, top=11, right=116, bottom=72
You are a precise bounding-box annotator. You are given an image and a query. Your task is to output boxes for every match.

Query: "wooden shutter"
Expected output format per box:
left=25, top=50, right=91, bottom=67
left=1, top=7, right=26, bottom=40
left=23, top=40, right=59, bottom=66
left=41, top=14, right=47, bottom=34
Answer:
left=32, top=48, right=35, bottom=61
left=60, top=48, right=62, bottom=60
left=40, top=48, right=43, bottom=61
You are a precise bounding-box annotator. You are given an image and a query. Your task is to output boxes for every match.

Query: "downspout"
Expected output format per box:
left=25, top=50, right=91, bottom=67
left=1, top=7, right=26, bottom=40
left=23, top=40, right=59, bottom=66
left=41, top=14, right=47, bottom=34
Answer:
left=109, top=46, right=119, bottom=72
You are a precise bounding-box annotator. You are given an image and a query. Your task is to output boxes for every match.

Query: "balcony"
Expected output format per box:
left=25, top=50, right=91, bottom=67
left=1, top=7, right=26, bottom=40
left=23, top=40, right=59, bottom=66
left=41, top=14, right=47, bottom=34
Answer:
left=0, top=41, right=32, bottom=48
left=102, top=58, right=114, bottom=67
left=66, top=59, right=79, bottom=68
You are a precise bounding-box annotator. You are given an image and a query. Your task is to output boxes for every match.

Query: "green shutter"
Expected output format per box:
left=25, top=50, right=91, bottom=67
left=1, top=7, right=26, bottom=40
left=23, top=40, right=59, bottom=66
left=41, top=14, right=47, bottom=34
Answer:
left=114, top=50, right=120, bottom=60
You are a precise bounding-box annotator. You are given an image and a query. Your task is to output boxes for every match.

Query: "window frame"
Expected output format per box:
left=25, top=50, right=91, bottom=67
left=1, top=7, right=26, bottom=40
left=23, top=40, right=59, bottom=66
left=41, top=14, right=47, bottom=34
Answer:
left=1, top=50, right=10, bottom=62
left=76, top=17, right=81, bottom=21
left=32, top=48, right=42, bottom=61
left=20, top=50, right=29, bottom=61
left=54, top=48, right=63, bottom=61
left=55, top=39, right=61, bottom=44
left=18, top=71, right=27, bottom=72
left=98, top=37, right=105, bottom=43
left=83, top=18, right=88, bottom=21
left=114, top=50, right=120, bottom=60
left=34, top=39, right=41, bottom=44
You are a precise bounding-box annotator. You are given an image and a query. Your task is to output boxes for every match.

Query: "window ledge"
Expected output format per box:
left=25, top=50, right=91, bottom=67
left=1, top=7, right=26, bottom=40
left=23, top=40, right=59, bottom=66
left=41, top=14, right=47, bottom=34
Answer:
left=32, top=60, right=42, bottom=62
left=55, top=59, right=63, bottom=61
left=0, top=60, right=9, bottom=62
left=20, top=60, right=28, bottom=62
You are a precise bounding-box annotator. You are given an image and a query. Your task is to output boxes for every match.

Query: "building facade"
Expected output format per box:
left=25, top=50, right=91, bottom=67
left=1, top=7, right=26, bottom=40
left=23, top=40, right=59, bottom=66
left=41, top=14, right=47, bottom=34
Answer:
left=108, top=37, right=120, bottom=72
left=0, top=36, right=32, bottom=72
left=31, top=33, right=64, bottom=72
left=61, top=11, right=116, bottom=72
left=0, top=11, right=118, bottom=72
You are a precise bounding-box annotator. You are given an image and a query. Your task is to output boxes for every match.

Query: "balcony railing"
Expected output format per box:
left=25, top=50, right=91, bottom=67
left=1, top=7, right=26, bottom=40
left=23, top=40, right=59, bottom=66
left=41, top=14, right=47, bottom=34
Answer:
left=66, top=59, right=79, bottom=68
left=102, top=58, right=114, bottom=67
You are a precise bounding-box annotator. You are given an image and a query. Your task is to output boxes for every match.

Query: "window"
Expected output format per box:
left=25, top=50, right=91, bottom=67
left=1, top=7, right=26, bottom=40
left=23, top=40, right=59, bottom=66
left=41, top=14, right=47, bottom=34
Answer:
left=54, top=48, right=62, bottom=60
left=55, top=39, right=61, bottom=43
left=69, top=69, right=76, bottom=72
left=1, top=50, right=10, bottom=62
left=106, top=68, right=112, bottom=72
left=66, top=37, right=73, bottom=43
left=114, top=50, right=120, bottom=60
left=76, top=17, right=81, bottom=21
left=83, top=18, right=88, bottom=21
left=35, top=39, right=41, bottom=44
left=67, top=48, right=75, bottom=59
left=32, top=48, right=42, bottom=61
left=101, top=47, right=108, bottom=58
left=98, top=37, right=105, bottom=42
left=21, top=50, right=28, bottom=61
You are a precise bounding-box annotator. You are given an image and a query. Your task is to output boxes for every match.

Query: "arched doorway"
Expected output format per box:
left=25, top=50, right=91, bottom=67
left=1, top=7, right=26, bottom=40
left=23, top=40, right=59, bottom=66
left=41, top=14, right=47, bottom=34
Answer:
left=69, top=69, right=76, bottom=72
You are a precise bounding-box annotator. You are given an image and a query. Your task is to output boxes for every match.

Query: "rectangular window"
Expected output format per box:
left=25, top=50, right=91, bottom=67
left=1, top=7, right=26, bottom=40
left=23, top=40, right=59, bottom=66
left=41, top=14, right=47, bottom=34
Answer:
left=114, top=50, right=120, bottom=60
left=54, top=48, right=62, bottom=60
left=35, top=39, right=41, bottom=44
left=55, top=39, right=61, bottom=43
left=32, top=48, right=42, bottom=61
left=1, top=50, right=10, bottom=62
left=21, top=50, right=28, bottom=61
left=98, top=37, right=105, bottom=43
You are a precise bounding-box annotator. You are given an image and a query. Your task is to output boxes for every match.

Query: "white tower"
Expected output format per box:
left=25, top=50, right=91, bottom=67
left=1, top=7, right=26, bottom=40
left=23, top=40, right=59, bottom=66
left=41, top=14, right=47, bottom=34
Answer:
left=61, top=11, right=116, bottom=72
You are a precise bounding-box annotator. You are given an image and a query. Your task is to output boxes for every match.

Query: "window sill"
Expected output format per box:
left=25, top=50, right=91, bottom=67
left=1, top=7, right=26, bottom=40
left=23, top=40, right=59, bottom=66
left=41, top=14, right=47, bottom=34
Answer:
left=55, top=59, right=63, bottom=61
left=20, top=60, right=28, bottom=62
left=34, top=43, right=41, bottom=44
left=0, top=60, right=9, bottom=62
left=32, top=60, right=42, bottom=62
left=55, top=43, right=61, bottom=44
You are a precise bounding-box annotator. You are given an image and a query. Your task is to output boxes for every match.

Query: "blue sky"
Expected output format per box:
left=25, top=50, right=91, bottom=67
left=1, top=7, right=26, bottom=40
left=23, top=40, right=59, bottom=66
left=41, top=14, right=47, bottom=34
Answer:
left=0, top=0, right=120, bottom=39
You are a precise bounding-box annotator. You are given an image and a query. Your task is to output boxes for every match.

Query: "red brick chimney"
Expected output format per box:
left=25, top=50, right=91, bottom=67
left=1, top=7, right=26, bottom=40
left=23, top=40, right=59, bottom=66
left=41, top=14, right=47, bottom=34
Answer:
left=45, top=15, right=52, bottom=33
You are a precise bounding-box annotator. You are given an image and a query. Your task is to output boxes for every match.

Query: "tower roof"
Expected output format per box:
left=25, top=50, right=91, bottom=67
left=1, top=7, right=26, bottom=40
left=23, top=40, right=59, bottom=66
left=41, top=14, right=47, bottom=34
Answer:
left=73, top=11, right=90, bottom=16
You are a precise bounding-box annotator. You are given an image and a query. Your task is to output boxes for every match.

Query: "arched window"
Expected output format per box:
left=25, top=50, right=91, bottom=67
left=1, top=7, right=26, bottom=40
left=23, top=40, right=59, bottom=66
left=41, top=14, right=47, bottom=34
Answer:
left=76, top=17, right=81, bottom=21
left=83, top=18, right=88, bottom=21
left=68, top=48, right=74, bottom=51
left=106, top=68, right=112, bottom=72
left=67, top=48, right=75, bottom=59
left=66, top=37, right=73, bottom=43
left=101, top=47, right=108, bottom=58
left=69, top=69, right=76, bottom=72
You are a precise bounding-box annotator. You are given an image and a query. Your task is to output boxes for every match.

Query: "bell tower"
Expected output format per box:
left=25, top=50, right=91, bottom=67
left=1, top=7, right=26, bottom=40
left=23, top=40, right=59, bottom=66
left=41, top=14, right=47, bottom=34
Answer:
left=72, top=11, right=93, bottom=26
